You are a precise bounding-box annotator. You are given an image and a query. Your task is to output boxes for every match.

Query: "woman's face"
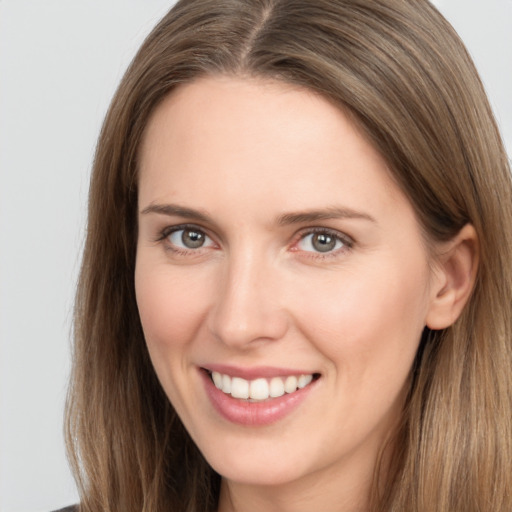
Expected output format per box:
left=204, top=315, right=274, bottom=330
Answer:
left=135, top=76, right=440, bottom=494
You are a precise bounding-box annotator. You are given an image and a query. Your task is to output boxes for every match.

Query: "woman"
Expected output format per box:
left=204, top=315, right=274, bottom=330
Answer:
left=64, top=0, right=512, bottom=511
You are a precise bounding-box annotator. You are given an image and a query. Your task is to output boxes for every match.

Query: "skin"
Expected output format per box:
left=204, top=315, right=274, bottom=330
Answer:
left=135, top=76, right=477, bottom=512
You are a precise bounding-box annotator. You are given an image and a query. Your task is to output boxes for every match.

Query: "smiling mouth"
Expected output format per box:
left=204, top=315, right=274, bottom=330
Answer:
left=203, top=370, right=321, bottom=401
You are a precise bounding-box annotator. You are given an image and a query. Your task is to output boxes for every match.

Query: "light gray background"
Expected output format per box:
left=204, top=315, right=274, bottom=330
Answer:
left=0, top=1, right=510, bottom=511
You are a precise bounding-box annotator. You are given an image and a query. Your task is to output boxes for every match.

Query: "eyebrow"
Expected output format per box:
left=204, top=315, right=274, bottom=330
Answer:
left=140, top=203, right=211, bottom=222
left=140, top=203, right=376, bottom=225
left=277, top=207, right=376, bottom=226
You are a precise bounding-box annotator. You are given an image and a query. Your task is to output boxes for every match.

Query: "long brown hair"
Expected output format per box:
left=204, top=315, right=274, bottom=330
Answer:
left=66, top=1, right=512, bottom=510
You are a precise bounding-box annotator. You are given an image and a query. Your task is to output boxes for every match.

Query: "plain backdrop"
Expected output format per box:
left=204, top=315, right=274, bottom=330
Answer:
left=0, top=1, right=510, bottom=511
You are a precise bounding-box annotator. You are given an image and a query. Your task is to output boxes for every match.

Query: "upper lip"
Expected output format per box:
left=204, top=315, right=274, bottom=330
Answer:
left=201, top=364, right=318, bottom=380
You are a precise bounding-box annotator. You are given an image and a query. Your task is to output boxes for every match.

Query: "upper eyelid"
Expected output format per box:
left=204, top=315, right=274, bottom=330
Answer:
left=293, top=226, right=354, bottom=245
left=158, top=223, right=213, bottom=240
left=157, top=225, right=217, bottom=254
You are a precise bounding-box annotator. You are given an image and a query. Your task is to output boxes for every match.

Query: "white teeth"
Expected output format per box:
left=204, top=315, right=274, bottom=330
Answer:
left=231, top=377, right=249, bottom=399
left=250, top=378, right=269, bottom=400
left=210, top=371, right=315, bottom=400
left=269, top=377, right=285, bottom=398
left=222, top=373, right=231, bottom=394
left=212, top=371, right=223, bottom=389
left=298, top=374, right=313, bottom=388
left=284, top=375, right=298, bottom=393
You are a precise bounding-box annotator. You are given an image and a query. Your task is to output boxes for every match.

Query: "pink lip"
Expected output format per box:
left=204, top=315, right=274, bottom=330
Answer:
left=199, top=368, right=319, bottom=426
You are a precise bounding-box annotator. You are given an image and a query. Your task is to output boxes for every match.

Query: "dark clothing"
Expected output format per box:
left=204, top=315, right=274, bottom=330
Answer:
left=52, top=507, right=77, bottom=512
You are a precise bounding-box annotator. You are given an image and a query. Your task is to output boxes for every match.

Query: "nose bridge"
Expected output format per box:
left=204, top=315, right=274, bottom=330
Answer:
left=209, top=243, right=288, bottom=347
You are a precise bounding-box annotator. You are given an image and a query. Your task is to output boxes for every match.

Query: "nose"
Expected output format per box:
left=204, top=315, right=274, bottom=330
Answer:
left=208, top=249, right=289, bottom=349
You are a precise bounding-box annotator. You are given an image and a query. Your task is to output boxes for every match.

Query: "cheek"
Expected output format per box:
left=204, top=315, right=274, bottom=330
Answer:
left=134, top=262, right=211, bottom=359
left=292, top=259, right=430, bottom=381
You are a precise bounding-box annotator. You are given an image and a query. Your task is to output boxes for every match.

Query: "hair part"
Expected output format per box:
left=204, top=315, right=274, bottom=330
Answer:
left=67, top=1, right=512, bottom=510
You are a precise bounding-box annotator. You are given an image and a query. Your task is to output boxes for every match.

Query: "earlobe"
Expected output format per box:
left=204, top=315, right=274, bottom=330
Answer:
left=425, top=224, right=479, bottom=330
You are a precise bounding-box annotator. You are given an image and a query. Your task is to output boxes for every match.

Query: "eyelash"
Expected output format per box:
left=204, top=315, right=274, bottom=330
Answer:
left=293, top=227, right=353, bottom=259
left=156, top=224, right=216, bottom=256
left=156, top=224, right=354, bottom=259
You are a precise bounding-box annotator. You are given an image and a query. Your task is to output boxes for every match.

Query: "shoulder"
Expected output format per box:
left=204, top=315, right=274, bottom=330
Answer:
left=51, top=507, right=78, bottom=512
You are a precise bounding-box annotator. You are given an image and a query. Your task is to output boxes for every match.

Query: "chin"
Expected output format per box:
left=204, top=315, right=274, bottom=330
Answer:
left=198, top=437, right=312, bottom=487
left=213, top=459, right=304, bottom=487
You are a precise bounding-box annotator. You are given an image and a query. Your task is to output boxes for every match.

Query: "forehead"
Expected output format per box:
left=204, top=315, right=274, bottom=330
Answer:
left=138, top=75, right=411, bottom=226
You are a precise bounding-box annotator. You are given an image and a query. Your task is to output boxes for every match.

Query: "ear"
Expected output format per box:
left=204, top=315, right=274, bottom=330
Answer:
left=426, top=224, right=479, bottom=330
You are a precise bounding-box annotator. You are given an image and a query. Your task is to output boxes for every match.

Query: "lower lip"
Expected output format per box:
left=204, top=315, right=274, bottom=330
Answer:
left=200, top=370, right=318, bottom=426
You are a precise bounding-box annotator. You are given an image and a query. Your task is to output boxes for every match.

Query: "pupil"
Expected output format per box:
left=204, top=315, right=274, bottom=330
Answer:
left=312, top=233, right=336, bottom=252
left=182, top=230, right=205, bottom=248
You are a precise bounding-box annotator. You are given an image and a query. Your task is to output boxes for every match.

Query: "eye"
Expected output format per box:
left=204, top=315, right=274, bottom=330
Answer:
left=297, top=230, right=348, bottom=254
left=166, top=227, right=215, bottom=250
